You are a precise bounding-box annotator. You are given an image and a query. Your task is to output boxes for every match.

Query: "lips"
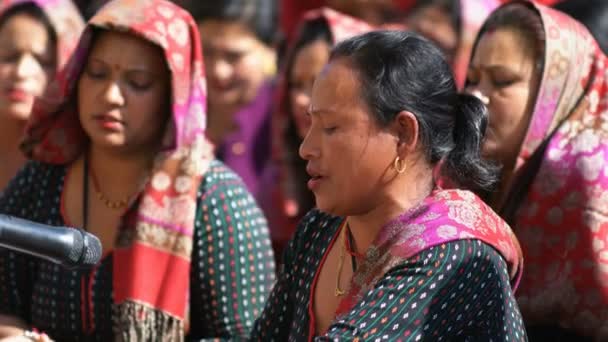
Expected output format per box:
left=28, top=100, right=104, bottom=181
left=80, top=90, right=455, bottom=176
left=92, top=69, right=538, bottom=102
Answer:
left=93, top=113, right=124, bottom=130
left=306, top=165, right=325, bottom=191
left=5, top=88, right=32, bottom=102
left=209, top=79, right=238, bottom=93
left=211, top=83, right=234, bottom=92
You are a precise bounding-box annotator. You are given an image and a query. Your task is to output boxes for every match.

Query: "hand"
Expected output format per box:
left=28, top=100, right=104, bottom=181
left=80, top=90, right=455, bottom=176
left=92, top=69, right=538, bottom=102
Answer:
left=0, top=331, right=53, bottom=342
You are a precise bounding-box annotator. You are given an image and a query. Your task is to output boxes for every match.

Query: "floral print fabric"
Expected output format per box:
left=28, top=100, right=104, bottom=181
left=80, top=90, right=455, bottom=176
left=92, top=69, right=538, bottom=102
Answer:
left=487, top=1, right=608, bottom=338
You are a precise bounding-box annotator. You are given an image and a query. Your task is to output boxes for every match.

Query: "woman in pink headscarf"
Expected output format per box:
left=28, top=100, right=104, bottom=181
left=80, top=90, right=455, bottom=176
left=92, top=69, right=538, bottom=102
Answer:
left=0, top=0, right=83, bottom=190
left=466, top=0, right=608, bottom=339
left=406, top=0, right=500, bottom=88
left=0, top=0, right=275, bottom=340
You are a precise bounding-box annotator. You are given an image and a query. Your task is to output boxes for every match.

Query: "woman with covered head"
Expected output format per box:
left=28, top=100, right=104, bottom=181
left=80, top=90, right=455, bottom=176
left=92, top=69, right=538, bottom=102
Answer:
left=251, top=30, right=525, bottom=341
left=188, top=0, right=277, bottom=201
left=0, top=0, right=83, bottom=190
left=406, top=0, right=499, bottom=88
left=465, top=1, right=608, bottom=339
left=262, top=7, right=373, bottom=260
left=0, top=0, right=275, bottom=340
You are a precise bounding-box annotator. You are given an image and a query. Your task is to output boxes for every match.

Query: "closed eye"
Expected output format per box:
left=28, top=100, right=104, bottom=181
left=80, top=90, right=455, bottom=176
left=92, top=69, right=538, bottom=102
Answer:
left=323, top=126, right=337, bottom=134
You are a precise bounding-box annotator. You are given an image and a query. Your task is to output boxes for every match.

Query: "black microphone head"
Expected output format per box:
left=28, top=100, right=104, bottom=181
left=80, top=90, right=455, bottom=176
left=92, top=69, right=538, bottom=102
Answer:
left=80, top=231, right=102, bottom=267
left=67, top=227, right=84, bottom=265
left=0, top=215, right=103, bottom=269
left=65, top=228, right=102, bottom=268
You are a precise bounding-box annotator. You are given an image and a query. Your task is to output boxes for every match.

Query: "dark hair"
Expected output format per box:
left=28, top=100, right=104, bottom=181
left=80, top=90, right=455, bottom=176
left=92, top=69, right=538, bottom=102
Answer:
left=0, top=3, right=57, bottom=47
left=476, top=3, right=545, bottom=71
left=331, top=30, right=499, bottom=193
left=74, top=0, right=108, bottom=21
left=554, top=0, right=608, bottom=54
left=290, top=18, right=333, bottom=57
left=283, top=18, right=333, bottom=215
left=188, top=0, right=277, bottom=46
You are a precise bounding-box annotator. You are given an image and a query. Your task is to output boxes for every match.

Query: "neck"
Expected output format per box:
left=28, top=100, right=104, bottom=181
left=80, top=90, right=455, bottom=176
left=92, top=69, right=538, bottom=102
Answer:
left=489, top=167, right=515, bottom=211
left=87, top=144, right=155, bottom=199
left=488, top=152, right=519, bottom=210
left=206, top=104, right=238, bottom=144
left=0, top=116, right=27, bottom=188
left=347, top=164, right=434, bottom=254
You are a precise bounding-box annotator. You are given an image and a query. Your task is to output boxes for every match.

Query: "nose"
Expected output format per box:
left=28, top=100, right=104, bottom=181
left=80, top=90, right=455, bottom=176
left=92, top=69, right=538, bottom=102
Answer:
left=210, top=59, right=233, bottom=86
left=14, top=54, right=43, bottom=79
left=465, top=75, right=491, bottom=106
left=468, top=88, right=490, bottom=106
left=102, top=81, right=125, bottom=107
left=294, top=90, right=311, bottom=109
left=298, top=125, right=320, bottom=161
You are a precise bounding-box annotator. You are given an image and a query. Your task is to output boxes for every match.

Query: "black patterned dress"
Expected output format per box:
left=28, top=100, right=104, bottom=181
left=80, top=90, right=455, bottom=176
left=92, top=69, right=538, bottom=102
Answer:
left=0, top=160, right=275, bottom=341
left=251, top=210, right=528, bottom=341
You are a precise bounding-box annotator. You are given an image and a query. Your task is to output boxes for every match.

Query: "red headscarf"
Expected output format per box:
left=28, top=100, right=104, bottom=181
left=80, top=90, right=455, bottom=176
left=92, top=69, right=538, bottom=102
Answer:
left=22, top=0, right=213, bottom=339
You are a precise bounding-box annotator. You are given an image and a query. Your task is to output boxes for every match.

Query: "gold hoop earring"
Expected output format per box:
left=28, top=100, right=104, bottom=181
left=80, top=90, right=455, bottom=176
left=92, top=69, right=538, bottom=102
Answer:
left=393, top=156, right=407, bottom=174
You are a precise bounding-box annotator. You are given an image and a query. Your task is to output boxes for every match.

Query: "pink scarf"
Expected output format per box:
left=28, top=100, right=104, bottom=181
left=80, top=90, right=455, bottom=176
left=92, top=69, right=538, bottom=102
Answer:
left=488, top=1, right=608, bottom=338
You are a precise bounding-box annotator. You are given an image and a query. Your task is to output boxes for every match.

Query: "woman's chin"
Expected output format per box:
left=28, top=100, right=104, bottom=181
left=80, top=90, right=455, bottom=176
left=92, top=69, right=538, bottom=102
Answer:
left=89, top=135, right=128, bottom=150
left=0, top=104, right=32, bottom=122
left=314, top=197, right=333, bottom=214
left=314, top=198, right=347, bottom=217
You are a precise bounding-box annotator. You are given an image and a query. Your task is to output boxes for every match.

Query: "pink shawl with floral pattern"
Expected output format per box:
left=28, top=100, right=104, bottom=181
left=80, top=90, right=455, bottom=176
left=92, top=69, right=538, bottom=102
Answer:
left=337, top=189, right=523, bottom=315
left=490, top=1, right=608, bottom=338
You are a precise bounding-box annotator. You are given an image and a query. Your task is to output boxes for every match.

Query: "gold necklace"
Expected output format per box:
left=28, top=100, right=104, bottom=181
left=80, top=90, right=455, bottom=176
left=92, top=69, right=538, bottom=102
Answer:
left=335, top=223, right=347, bottom=297
left=90, top=166, right=141, bottom=210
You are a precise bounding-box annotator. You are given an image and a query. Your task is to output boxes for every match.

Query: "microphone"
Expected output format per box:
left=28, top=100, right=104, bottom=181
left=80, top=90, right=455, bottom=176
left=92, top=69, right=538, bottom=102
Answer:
left=0, top=214, right=102, bottom=268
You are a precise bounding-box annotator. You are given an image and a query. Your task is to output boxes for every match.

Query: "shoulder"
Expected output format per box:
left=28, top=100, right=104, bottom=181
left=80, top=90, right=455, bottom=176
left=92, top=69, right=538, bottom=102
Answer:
left=282, top=209, right=342, bottom=255
left=390, top=239, right=511, bottom=289
left=195, top=159, right=268, bottom=233
left=3, top=160, right=65, bottom=196
left=526, top=128, right=608, bottom=213
left=197, top=160, right=264, bottom=215
left=13, top=160, right=64, bottom=181
left=434, top=189, right=502, bottom=223
left=1, top=161, right=66, bottom=218
left=296, top=209, right=341, bottom=237
left=198, top=159, right=248, bottom=193
left=431, top=189, right=515, bottom=247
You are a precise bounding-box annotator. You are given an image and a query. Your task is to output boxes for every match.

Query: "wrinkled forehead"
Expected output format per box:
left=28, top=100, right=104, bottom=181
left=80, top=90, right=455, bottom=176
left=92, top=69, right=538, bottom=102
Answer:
left=311, top=59, right=364, bottom=109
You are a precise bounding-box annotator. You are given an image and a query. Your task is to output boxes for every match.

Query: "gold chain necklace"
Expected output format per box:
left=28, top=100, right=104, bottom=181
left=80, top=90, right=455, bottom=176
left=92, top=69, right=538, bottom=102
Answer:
left=90, top=166, right=143, bottom=210
left=335, top=224, right=347, bottom=297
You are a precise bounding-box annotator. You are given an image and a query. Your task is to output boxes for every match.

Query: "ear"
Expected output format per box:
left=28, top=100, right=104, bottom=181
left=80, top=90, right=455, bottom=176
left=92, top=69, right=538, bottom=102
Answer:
left=393, top=110, right=419, bottom=156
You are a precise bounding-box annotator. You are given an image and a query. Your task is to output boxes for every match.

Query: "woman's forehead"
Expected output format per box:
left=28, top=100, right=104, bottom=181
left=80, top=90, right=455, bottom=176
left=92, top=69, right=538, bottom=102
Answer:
left=310, top=60, right=369, bottom=117
left=314, top=61, right=359, bottom=97
left=473, top=29, right=536, bottom=67
left=89, top=30, right=166, bottom=70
